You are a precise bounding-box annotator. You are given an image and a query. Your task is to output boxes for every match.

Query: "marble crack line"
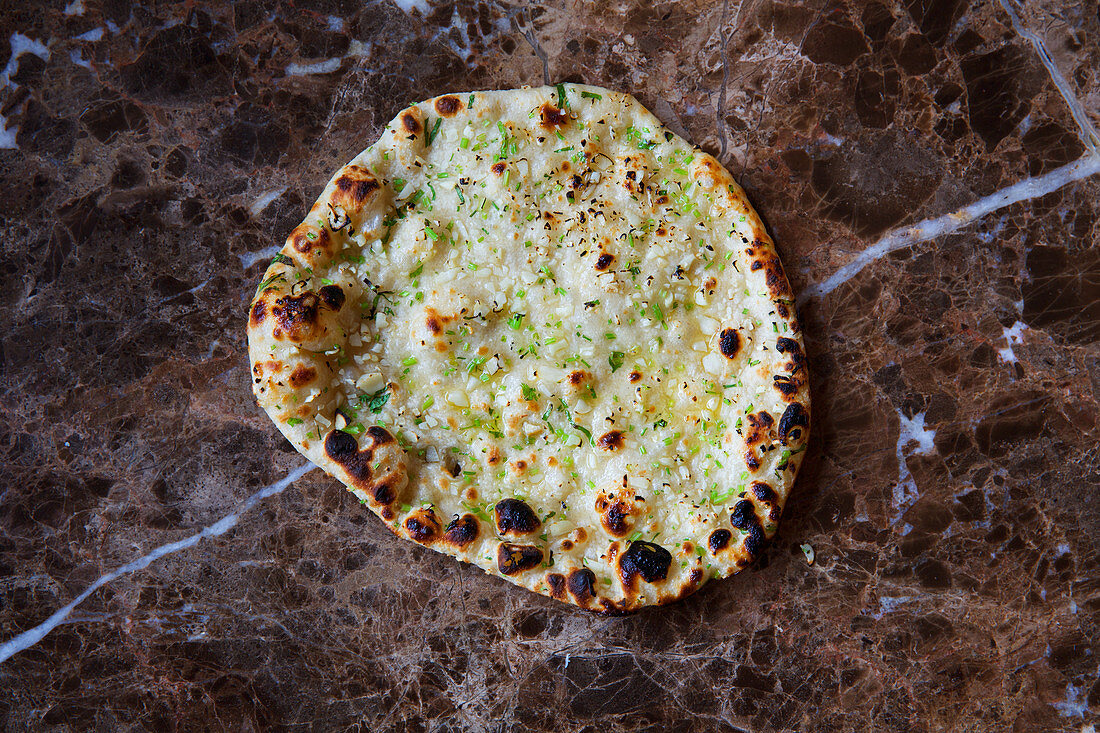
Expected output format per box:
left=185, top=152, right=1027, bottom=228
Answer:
left=716, top=0, right=732, bottom=163
left=0, top=462, right=316, bottom=665
left=998, top=0, right=1099, bottom=151
left=508, top=5, right=550, bottom=87
left=797, top=153, right=1100, bottom=306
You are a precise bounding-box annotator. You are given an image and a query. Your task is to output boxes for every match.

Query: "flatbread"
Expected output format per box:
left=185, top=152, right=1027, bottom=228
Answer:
left=247, top=84, right=810, bottom=612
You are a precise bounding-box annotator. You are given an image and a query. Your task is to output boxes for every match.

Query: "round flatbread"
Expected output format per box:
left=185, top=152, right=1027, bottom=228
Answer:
left=247, top=84, right=810, bottom=612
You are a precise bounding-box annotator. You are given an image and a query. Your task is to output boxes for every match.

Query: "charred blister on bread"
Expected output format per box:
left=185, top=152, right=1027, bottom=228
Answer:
left=730, top=499, right=767, bottom=557
left=331, top=164, right=381, bottom=216
left=497, top=543, right=544, bottom=575
left=595, top=489, right=643, bottom=538
left=404, top=506, right=442, bottom=543
left=323, top=427, right=408, bottom=506
left=494, top=498, right=541, bottom=537
left=442, top=514, right=480, bottom=548
left=433, top=94, right=463, bottom=117
left=619, top=541, right=672, bottom=592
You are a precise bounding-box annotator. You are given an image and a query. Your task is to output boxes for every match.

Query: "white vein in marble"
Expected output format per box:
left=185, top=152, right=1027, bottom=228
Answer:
left=0, top=462, right=316, bottom=665
left=798, top=154, right=1100, bottom=305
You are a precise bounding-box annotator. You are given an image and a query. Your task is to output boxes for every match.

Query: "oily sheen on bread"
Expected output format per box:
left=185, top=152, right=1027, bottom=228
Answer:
left=247, top=84, right=810, bottom=612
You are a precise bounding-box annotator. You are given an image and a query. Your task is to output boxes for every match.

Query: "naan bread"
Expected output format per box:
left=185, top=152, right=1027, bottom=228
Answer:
left=247, top=84, right=810, bottom=612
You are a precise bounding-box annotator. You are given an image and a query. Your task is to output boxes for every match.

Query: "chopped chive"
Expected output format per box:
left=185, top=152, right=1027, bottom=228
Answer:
left=580, top=91, right=602, bottom=100
left=555, top=82, right=569, bottom=109
left=427, top=117, right=442, bottom=144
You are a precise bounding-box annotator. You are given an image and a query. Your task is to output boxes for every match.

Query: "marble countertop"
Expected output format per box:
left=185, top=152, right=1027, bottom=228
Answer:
left=2, top=0, right=1098, bottom=730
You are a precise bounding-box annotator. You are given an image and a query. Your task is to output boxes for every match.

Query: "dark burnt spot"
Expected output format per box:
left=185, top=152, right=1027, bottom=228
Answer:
left=560, top=161, right=570, bottom=173
left=401, top=112, right=420, bottom=134
left=404, top=508, right=440, bottom=543
left=443, top=514, right=479, bottom=547
left=620, top=541, right=672, bottom=584
left=546, top=572, right=566, bottom=599
left=773, top=375, right=798, bottom=397
left=249, top=299, right=266, bottom=327
left=560, top=539, right=573, bottom=550
left=778, top=402, right=809, bottom=444
left=323, top=430, right=395, bottom=504
left=744, top=450, right=760, bottom=471
left=324, top=429, right=360, bottom=460
left=596, top=430, right=624, bottom=451
left=369, top=480, right=397, bottom=505
left=709, top=529, right=732, bottom=553
left=271, top=292, right=320, bottom=340
left=567, top=568, right=596, bottom=602
left=690, top=568, right=703, bottom=585
left=434, top=95, right=461, bottom=116
left=570, top=174, right=583, bottom=189
left=776, top=337, right=805, bottom=370
left=751, top=481, right=778, bottom=504
left=491, top=161, right=506, bottom=176
left=747, top=411, right=774, bottom=430
left=288, top=364, right=316, bottom=388
left=777, top=303, right=789, bottom=318
left=601, top=503, right=630, bottom=537
left=731, top=500, right=766, bottom=556
left=568, top=370, right=588, bottom=386
left=595, top=252, right=614, bottom=270
left=629, top=370, right=642, bottom=383
left=494, top=498, right=541, bottom=535
left=719, top=328, right=741, bottom=359
left=497, top=543, right=544, bottom=575
left=745, top=247, right=755, bottom=256
left=539, top=103, right=569, bottom=129
left=426, top=315, right=442, bottom=334
left=655, top=226, right=667, bottom=236
left=754, top=250, right=792, bottom=297
left=334, top=174, right=379, bottom=205
left=367, top=426, right=395, bottom=445
left=292, top=226, right=331, bottom=255
left=750, top=261, right=763, bottom=271
left=318, top=284, right=345, bottom=309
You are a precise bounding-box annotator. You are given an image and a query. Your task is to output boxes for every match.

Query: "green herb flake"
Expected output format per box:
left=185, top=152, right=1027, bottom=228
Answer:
left=360, top=387, right=390, bottom=413
left=609, top=351, right=625, bottom=373
left=555, top=82, right=569, bottom=109
left=427, top=117, right=442, bottom=144
left=285, top=417, right=304, bottom=426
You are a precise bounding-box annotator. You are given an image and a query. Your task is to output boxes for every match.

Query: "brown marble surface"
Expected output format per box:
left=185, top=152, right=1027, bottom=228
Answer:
left=2, top=0, right=1099, bottom=730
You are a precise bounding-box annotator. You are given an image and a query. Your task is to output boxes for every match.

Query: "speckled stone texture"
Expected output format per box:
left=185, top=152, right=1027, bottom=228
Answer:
left=1, top=0, right=1098, bottom=730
